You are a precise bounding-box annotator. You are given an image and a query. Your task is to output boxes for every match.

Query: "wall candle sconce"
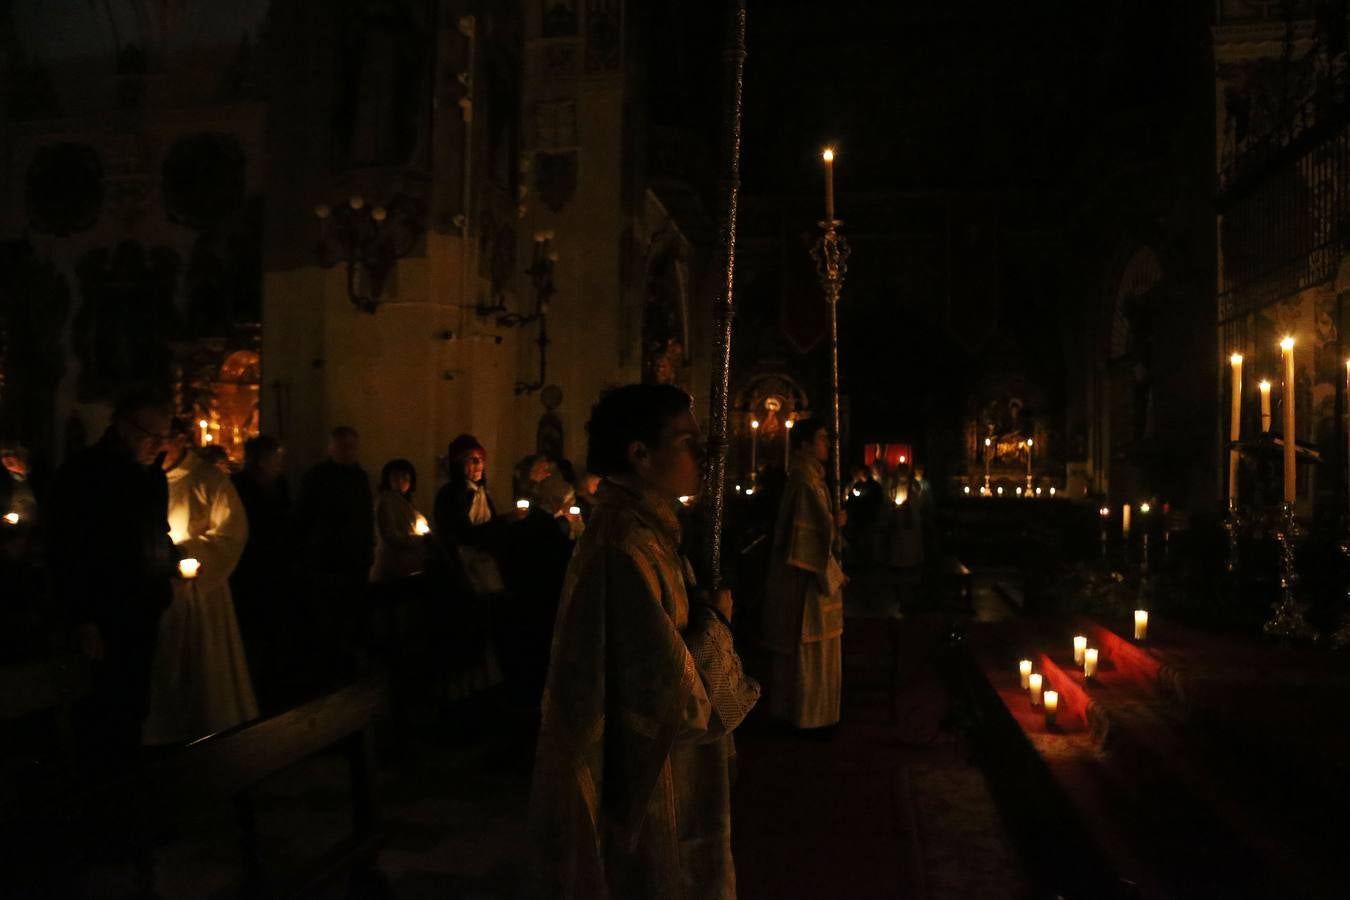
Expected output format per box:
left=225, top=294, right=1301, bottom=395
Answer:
left=512, top=231, right=558, bottom=395
left=314, top=193, right=426, bottom=314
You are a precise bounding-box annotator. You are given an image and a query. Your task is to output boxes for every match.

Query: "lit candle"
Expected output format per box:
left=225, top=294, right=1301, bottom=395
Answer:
left=1134, top=609, right=1149, bottom=641
left=178, top=557, right=201, bottom=580
left=1282, top=336, right=1296, bottom=504
left=1019, top=659, right=1032, bottom=689
left=198, top=418, right=209, bottom=446
left=750, top=417, right=760, bottom=479
left=414, top=515, right=430, bottom=536
left=822, top=147, right=835, bottom=221
left=1084, top=648, right=1099, bottom=679
left=678, top=495, right=692, bottom=506
left=1073, top=635, right=1087, bottom=665
left=3, top=512, right=19, bottom=525
left=1122, top=504, right=1132, bottom=540
left=516, top=499, right=531, bottom=511
left=1026, top=437, right=1034, bottom=483
left=1259, top=379, right=1272, bottom=433
left=785, top=417, right=794, bottom=469
left=1043, top=690, right=1059, bottom=726
left=569, top=505, right=581, bottom=516
left=1229, top=353, right=1243, bottom=509
left=1029, top=673, right=1044, bottom=706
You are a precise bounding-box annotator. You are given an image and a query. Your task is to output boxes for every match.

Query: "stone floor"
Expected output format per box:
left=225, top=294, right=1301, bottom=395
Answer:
left=81, top=570, right=1029, bottom=899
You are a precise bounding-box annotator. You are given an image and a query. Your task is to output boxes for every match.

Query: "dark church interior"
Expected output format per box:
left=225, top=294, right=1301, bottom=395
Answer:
left=3, top=2, right=1349, bottom=897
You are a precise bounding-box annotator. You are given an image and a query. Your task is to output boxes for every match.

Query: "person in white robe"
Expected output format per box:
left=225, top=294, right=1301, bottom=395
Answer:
left=144, top=436, right=257, bottom=745
left=762, top=418, right=847, bottom=729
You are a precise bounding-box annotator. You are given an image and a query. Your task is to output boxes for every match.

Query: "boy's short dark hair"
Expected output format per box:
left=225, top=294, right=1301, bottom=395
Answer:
left=791, top=415, right=827, bottom=449
left=586, top=384, right=692, bottom=477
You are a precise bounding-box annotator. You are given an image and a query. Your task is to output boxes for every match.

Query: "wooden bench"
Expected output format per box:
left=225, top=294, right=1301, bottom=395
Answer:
left=105, top=679, right=389, bottom=898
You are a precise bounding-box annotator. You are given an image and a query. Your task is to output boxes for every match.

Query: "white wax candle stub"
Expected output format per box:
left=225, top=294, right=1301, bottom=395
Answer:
left=1029, top=673, right=1044, bottom=706
left=1019, top=659, right=1032, bottom=689
left=1073, top=635, right=1087, bottom=665
left=414, top=515, right=430, bottom=536
left=516, top=499, right=530, bottom=510
left=1043, top=690, right=1059, bottom=725
left=2, top=512, right=18, bottom=525
left=1084, top=648, right=1099, bottom=679
left=1134, top=610, right=1149, bottom=641
left=569, top=506, right=581, bottom=516
left=179, top=557, right=201, bottom=579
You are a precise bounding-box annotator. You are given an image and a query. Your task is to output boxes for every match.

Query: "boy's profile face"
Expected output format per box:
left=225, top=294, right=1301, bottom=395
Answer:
left=631, top=408, right=704, bottom=500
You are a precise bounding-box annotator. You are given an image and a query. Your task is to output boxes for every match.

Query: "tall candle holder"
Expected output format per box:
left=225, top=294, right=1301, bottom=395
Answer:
left=811, top=152, right=851, bottom=510
left=1264, top=502, right=1316, bottom=641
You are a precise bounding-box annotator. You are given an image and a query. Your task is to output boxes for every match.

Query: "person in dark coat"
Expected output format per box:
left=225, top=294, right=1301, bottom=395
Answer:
left=230, top=435, right=292, bottom=708
left=433, top=433, right=502, bottom=550
left=47, top=388, right=177, bottom=774
left=296, top=426, right=374, bottom=682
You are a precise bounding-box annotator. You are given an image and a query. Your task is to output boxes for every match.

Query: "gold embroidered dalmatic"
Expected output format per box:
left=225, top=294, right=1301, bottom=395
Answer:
left=530, top=478, right=760, bottom=900
left=762, top=450, right=844, bottom=727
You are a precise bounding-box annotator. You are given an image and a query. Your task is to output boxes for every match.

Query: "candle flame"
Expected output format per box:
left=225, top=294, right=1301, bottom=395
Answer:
left=1281, top=336, right=1295, bottom=351
left=1139, top=502, right=1151, bottom=514
left=822, top=148, right=835, bottom=162
left=3, top=512, right=18, bottom=525
left=414, top=515, right=430, bottom=536
left=785, top=418, right=794, bottom=429
left=1230, top=353, right=1243, bottom=365
left=750, top=419, right=760, bottom=429
left=1259, top=379, right=1271, bottom=391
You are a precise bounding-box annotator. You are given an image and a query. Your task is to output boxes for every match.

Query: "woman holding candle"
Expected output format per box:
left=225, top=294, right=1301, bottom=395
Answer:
left=371, top=458, right=427, bottom=583
left=144, top=421, right=256, bottom=745
left=432, top=434, right=505, bottom=699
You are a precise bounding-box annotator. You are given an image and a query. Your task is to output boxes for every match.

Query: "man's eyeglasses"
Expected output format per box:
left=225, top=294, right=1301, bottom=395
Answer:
left=124, top=418, right=173, bottom=442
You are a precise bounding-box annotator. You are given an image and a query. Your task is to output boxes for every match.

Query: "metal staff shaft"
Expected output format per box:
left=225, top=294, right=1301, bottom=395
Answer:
left=813, top=220, right=851, bottom=511
left=702, top=0, right=747, bottom=592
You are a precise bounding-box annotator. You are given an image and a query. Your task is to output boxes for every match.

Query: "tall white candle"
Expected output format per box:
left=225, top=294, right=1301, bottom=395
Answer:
left=1134, top=609, right=1149, bottom=641
left=1229, top=354, right=1243, bottom=508
left=1073, top=635, right=1087, bottom=665
left=785, top=417, right=794, bottom=469
left=1122, top=503, right=1132, bottom=540
left=1282, top=337, right=1296, bottom=504
left=749, top=418, right=759, bottom=480
left=1084, top=648, right=1099, bottom=679
left=1259, top=380, right=1272, bottom=433
left=1029, top=673, right=1044, bottom=706
left=1019, top=659, right=1032, bottom=689
left=822, top=148, right=835, bottom=221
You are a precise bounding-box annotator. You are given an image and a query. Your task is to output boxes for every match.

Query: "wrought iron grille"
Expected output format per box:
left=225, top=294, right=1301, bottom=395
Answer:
left=1218, top=107, right=1350, bottom=325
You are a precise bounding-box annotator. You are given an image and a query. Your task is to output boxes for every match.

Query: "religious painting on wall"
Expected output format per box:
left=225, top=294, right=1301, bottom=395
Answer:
left=583, top=0, right=622, bottom=74
left=25, top=142, right=103, bottom=237
left=72, top=241, right=181, bottom=401
left=641, top=244, right=689, bottom=388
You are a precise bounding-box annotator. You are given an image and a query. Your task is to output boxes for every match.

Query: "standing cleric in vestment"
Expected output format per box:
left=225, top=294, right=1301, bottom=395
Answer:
left=762, top=417, right=846, bottom=730
left=529, top=384, right=760, bottom=900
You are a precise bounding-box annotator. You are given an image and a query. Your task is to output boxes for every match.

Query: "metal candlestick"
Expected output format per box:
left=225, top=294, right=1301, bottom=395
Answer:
left=1264, top=502, right=1317, bottom=641
left=812, top=211, right=850, bottom=510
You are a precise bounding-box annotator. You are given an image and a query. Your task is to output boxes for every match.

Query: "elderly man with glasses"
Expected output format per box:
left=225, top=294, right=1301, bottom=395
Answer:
left=48, top=387, right=178, bottom=775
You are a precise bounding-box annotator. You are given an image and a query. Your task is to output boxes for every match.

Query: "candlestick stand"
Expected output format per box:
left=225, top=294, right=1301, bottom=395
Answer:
left=1224, top=501, right=1243, bottom=575
left=1330, top=525, right=1350, bottom=649
left=1264, top=502, right=1317, bottom=641
left=812, top=215, right=850, bottom=511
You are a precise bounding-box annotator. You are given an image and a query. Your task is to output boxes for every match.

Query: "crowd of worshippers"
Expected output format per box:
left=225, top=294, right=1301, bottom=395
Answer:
left=0, top=382, right=934, bottom=898
left=0, top=388, right=599, bottom=769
